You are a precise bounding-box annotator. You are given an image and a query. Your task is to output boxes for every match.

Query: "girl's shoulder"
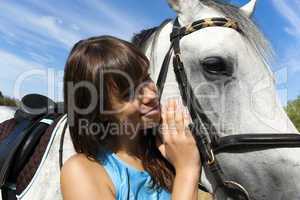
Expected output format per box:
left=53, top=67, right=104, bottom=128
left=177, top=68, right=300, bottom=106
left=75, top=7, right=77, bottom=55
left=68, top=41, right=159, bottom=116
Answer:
left=60, top=153, right=116, bottom=199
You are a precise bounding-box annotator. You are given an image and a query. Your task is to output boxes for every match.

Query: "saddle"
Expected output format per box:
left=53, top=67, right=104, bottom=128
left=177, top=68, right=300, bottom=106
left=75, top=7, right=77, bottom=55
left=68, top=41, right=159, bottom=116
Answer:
left=0, top=94, right=64, bottom=200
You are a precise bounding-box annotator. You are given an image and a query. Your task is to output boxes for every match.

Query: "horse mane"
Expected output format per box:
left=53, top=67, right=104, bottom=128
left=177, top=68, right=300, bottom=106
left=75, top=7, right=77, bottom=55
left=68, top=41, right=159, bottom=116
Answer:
left=132, top=19, right=172, bottom=50
left=132, top=27, right=158, bottom=49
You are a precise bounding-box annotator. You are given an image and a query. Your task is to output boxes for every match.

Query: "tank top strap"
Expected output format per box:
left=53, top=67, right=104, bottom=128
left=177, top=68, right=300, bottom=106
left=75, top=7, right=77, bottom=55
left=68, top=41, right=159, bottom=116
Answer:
left=97, top=151, right=128, bottom=199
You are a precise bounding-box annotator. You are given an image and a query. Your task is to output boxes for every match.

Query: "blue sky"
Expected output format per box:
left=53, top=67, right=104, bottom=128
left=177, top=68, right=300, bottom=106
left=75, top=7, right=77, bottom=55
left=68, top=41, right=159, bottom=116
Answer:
left=0, top=0, right=299, bottom=104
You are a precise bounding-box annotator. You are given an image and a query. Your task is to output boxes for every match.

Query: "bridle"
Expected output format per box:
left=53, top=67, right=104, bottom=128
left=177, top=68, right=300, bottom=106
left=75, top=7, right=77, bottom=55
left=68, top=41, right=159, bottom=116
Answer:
left=156, top=17, right=300, bottom=200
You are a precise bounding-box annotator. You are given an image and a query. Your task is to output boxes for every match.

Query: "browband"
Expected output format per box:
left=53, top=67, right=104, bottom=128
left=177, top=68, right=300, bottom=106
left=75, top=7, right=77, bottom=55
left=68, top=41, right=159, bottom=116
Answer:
left=170, top=17, right=241, bottom=41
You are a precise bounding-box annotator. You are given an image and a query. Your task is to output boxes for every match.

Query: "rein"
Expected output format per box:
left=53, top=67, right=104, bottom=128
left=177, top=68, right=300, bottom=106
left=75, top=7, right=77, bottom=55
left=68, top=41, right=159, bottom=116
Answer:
left=156, top=17, right=300, bottom=200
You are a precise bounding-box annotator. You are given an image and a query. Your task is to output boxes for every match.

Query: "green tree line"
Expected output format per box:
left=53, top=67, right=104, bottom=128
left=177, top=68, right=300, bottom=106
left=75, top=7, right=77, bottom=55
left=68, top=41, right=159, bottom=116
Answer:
left=286, top=96, right=300, bottom=132
left=0, top=91, right=17, bottom=107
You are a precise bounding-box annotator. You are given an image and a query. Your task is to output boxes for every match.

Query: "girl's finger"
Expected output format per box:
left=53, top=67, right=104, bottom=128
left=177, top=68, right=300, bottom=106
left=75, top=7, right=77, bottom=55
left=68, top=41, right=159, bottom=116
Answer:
left=156, top=136, right=166, bottom=157
left=183, top=110, right=192, bottom=136
left=161, top=105, right=168, bottom=128
left=160, top=106, right=171, bottom=141
left=183, top=109, right=191, bottom=127
left=166, top=99, right=177, bottom=133
left=175, top=104, right=184, bottom=134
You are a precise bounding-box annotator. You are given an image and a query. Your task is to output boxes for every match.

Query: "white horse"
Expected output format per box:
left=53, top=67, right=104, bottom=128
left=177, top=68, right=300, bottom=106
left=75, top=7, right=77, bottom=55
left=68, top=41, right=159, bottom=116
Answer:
left=0, top=106, right=16, bottom=123
left=0, top=0, right=299, bottom=200
left=133, top=0, right=299, bottom=199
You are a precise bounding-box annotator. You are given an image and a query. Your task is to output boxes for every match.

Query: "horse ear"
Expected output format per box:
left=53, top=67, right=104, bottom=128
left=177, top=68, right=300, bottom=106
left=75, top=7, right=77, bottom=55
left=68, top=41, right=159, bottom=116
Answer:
left=167, top=0, right=203, bottom=14
left=240, top=0, right=257, bottom=17
left=167, top=0, right=180, bottom=12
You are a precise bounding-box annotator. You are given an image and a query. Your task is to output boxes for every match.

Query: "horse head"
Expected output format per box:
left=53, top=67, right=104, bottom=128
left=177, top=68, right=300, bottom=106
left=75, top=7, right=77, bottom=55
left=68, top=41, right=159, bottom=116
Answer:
left=135, top=0, right=300, bottom=199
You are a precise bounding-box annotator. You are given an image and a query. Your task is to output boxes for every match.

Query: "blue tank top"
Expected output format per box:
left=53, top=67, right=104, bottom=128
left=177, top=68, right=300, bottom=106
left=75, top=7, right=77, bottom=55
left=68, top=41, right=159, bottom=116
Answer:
left=97, top=151, right=171, bottom=200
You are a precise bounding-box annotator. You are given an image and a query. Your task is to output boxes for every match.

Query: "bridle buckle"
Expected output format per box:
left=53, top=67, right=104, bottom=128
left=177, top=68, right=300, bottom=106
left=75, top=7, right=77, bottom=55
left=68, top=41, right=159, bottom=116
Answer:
left=207, top=149, right=215, bottom=165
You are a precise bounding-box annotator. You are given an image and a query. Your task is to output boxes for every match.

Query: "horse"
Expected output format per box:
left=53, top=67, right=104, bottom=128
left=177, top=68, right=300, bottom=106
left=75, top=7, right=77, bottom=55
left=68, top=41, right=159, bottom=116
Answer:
left=0, top=106, right=16, bottom=123
left=0, top=0, right=299, bottom=199
left=132, top=0, right=300, bottom=199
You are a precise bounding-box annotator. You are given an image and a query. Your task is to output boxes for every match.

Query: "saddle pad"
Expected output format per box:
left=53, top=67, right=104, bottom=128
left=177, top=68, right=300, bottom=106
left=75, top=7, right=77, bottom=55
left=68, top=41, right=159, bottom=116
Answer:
left=0, top=119, right=17, bottom=141
left=16, top=115, right=63, bottom=195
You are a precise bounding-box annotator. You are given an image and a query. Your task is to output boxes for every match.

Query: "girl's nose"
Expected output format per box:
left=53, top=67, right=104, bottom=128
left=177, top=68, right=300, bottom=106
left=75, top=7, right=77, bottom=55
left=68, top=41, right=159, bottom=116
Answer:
left=140, top=82, right=159, bottom=104
left=147, top=81, right=158, bottom=93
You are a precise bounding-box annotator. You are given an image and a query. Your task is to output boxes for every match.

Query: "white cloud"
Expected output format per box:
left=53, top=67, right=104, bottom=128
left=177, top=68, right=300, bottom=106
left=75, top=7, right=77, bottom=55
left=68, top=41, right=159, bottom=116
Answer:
left=28, top=16, right=81, bottom=48
left=0, top=49, right=43, bottom=79
left=0, top=49, right=62, bottom=100
left=285, top=56, right=300, bottom=74
left=79, top=0, right=143, bottom=32
left=271, top=0, right=300, bottom=38
left=27, top=51, right=54, bottom=65
left=0, top=0, right=149, bottom=100
left=0, top=49, right=41, bottom=96
left=20, top=0, right=147, bottom=41
left=271, top=0, right=300, bottom=74
left=0, top=2, right=82, bottom=49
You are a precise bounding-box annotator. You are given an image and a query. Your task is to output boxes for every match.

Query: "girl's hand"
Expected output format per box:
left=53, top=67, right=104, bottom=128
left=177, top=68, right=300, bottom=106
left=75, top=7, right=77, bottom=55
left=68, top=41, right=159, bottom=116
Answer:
left=157, top=99, right=201, bottom=175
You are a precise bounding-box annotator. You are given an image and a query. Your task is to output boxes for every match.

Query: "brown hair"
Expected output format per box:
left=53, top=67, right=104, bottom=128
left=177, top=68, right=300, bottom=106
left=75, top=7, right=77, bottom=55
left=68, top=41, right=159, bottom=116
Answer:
left=63, top=36, right=174, bottom=191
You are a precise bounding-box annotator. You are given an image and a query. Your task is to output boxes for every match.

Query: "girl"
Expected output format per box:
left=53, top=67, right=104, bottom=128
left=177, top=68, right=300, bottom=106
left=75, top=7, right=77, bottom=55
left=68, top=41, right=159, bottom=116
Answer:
left=61, top=36, right=202, bottom=200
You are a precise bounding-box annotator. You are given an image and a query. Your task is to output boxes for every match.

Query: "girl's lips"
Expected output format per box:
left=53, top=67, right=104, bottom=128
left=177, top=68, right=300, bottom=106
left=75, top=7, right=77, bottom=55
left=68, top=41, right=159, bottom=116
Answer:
left=141, top=105, right=161, bottom=116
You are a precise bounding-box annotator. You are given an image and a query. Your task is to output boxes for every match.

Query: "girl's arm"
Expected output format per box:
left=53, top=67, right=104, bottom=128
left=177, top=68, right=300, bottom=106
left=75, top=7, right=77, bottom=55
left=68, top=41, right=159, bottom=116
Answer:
left=172, top=169, right=200, bottom=200
left=60, top=154, right=115, bottom=200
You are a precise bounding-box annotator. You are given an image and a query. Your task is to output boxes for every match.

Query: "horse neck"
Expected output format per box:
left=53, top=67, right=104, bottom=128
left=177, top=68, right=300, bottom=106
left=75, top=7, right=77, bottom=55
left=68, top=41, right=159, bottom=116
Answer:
left=0, top=106, right=16, bottom=123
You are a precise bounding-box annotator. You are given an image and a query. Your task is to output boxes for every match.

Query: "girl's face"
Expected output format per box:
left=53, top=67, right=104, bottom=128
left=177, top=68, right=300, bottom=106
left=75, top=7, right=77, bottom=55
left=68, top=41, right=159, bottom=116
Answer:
left=112, top=75, right=161, bottom=131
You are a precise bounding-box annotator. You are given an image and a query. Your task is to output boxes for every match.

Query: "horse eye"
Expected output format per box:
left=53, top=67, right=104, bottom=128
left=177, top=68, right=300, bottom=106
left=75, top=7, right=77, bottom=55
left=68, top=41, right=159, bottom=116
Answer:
left=202, top=57, right=229, bottom=75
